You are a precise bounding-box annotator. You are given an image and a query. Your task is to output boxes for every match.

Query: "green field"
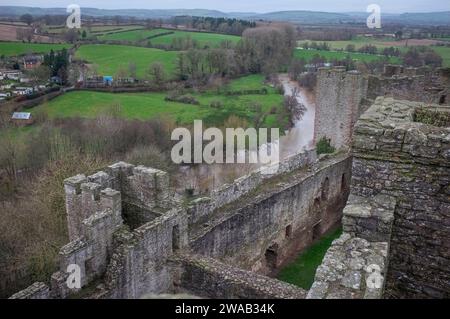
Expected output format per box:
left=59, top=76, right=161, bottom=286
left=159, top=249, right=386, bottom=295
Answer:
left=299, top=36, right=450, bottom=67
left=277, top=227, right=342, bottom=289
left=148, top=29, right=241, bottom=47
left=294, top=48, right=402, bottom=64
left=99, top=28, right=169, bottom=41
left=44, top=24, right=144, bottom=35
left=431, top=46, right=450, bottom=67
left=75, top=44, right=178, bottom=78
left=34, top=74, right=286, bottom=127
left=0, top=42, right=70, bottom=56
left=299, top=36, right=410, bottom=51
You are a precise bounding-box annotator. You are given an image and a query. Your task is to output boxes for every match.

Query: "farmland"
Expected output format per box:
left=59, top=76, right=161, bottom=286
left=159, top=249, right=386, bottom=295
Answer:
left=298, top=36, right=444, bottom=51
left=33, top=74, right=286, bottom=127
left=294, top=48, right=402, bottom=64
left=44, top=24, right=145, bottom=35
left=99, top=28, right=169, bottom=41
left=148, top=30, right=241, bottom=47
left=431, top=46, right=450, bottom=67
left=298, top=35, right=450, bottom=66
left=74, top=44, right=178, bottom=78
left=0, top=41, right=70, bottom=56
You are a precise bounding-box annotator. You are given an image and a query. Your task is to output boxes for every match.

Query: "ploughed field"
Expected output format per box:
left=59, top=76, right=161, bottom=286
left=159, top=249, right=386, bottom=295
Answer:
left=33, top=74, right=288, bottom=128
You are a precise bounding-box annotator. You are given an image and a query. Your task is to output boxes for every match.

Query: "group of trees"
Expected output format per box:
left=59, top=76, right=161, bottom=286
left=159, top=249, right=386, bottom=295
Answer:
left=42, top=48, right=70, bottom=84
left=0, top=113, right=176, bottom=295
left=403, top=47, right=443, bottom=67
left=299, top=29, right=355, bottom=41
left=303, top=41, right=331, bottom=51
left=170, top=16, right=256, bottom=36
left=16, top=27, right=35, bottom=42
left=175, top=25, right=297, bottom=82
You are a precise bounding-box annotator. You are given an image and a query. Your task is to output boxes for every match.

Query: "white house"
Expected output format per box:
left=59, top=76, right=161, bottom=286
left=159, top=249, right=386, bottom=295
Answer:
left=12, top=87, right=33, bottom=95
left=2, top=70, right=22, bottom=81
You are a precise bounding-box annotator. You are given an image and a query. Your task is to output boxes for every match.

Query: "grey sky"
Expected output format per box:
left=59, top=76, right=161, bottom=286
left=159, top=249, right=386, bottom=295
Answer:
left=1, top=0, right=449, bottom=13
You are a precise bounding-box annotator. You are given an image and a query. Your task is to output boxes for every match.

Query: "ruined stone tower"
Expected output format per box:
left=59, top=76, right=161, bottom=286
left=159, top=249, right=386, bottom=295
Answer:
left=314, top=67, right=368, bottom=149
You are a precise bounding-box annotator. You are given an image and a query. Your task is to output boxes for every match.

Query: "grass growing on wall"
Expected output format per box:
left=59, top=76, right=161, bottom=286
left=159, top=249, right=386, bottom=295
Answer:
left=277, top=227, right=342, bottom=289
left=316, top=137, right=335, bottom=155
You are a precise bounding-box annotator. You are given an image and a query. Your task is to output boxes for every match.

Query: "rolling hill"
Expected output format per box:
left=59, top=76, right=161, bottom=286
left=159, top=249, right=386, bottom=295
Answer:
left=0, top=6, right=449, bottom=26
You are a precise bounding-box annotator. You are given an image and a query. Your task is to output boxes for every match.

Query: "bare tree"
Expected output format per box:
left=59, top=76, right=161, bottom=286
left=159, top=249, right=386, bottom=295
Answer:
left=147, top=62, right=166, bottom=87
left=284, top=87, right=307, bottom=125
left=128, top=62, right=137, bottom=78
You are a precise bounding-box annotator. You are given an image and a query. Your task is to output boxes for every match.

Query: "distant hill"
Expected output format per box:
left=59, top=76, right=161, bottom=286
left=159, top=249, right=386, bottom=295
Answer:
left=0, top=6, right=229, bottom=19
left=393, top=11, right=450, bottom=25
left=244, top=10, right=353, bottom=24
left=0, top=6, right=449, bottom=26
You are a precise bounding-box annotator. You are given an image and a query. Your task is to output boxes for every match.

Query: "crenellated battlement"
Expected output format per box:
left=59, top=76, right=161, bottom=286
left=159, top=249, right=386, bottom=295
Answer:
left=64, top=162, right=172, bottom=241
left=11, top=144, right=352, bottom=299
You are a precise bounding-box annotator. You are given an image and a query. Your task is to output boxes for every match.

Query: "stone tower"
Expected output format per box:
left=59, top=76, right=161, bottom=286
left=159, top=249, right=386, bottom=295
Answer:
left=314, top=67, right=368, bottom=149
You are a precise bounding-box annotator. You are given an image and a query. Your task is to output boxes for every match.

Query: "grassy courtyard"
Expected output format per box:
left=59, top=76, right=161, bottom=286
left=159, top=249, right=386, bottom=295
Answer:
left=277, top=227, right=343, bottom=289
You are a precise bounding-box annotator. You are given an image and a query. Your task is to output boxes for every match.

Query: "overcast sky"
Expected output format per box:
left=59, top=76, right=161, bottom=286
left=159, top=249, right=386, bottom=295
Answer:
left=2, top=0, right=449, bottom=13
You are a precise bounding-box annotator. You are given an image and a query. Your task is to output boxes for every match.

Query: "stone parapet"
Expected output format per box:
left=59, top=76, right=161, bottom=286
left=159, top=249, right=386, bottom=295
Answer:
left=343, top=194, right=395, bottom=242
left=172, top=253, right=307, bottom=299
left=307, top=233, right=388, bottom=299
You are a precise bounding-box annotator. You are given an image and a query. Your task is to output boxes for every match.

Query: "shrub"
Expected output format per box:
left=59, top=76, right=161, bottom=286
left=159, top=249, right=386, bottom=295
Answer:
left=165, top=92, right=199, bottom=105
left=316, top=137, right=335, bottom=155
left=210, top=100, right=223, bottom=109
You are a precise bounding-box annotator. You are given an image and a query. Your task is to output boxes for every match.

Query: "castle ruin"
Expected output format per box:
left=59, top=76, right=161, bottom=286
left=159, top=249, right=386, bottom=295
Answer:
left=9, top=66, right=450, bottom=299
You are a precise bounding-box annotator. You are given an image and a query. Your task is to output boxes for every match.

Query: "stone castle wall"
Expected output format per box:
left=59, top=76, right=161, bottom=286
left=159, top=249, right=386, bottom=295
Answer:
left=351, top=97, right=449, bottom=298
left=11, top=146, right=352, bottom=299
left=171, top=253, right=306, bottom=299
left=371, top=65, right=449, bottom=106
left=190, top=153, right=352, bottom=275
left=187, top=149, right=317, bottom=227
left=314, top=67, right=368, bottom=149
left=314, top=66, right=449, bottom=152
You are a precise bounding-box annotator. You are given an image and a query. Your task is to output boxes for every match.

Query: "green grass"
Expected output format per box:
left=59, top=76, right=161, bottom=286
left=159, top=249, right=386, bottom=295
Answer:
left=45, top=24, right=144, bottom=35
left=75, top=44, right=178, bottom=78
left=277, top=227, right=343, bottom=289
left=34, top=75, right=286, bottom=128
left=225, top=74, right=270, bottom=91
left=294, top=48, right=401, bottom=64
left=431, top=46, right=450, bottom=67
left=0, top=42, right=70, bottom=56
left=99, top=28, right=169, bottom=41
left=148, top=29, right=241, bottom=47
left=298, top=36, right=450, bottom=66
left=299, top=36, right=409, bottom=51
